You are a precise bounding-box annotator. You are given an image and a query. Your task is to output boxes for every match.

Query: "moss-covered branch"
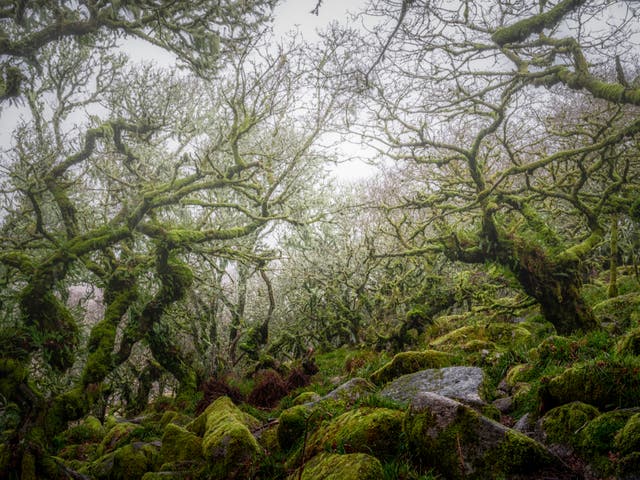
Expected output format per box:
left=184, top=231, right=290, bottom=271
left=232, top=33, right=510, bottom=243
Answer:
left=491, top=0, right=587, bottom=45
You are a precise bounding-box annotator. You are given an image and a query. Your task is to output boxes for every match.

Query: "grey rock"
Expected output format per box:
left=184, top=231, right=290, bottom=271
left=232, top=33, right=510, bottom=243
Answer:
left=380, top=366, right=485, bottom=406
left=513, top=413, right=533, bottom=434
left=492, top=396, right=513, bottom=413
left=405, top=392, right=569, bottom=479
left=303, top=377, right=376, bottom=407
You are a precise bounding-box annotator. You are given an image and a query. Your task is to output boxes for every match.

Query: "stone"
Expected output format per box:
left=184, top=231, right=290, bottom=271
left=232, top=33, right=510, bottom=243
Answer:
left=369, top=350, right=455, bottom=385
left=380, top=366, right=485, bottom=406
left=404, top=392, right=568, bottom=480
left=313, top=377, right=376, bottom=405
left=492, top=397, right=513, bottom=413
left=513, top=413, right=533, bottom=434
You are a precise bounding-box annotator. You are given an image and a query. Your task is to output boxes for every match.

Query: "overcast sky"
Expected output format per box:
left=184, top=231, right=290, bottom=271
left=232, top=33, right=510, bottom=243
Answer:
left=0, top=0, right=376, bottom=181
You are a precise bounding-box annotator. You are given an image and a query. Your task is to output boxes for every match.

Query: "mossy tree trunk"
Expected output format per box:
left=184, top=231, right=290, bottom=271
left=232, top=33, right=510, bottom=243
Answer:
left=445, top=210, right=599, bottom=335
left=608, top=214, right=619, bottom=298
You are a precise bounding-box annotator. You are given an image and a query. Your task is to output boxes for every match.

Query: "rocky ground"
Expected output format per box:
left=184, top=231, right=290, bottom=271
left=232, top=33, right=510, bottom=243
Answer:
left=34, top=273, right=640, bottom=479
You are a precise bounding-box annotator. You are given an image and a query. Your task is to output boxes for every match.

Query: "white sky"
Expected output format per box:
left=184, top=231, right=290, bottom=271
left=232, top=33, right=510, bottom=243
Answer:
left=0, top=0, right=377, bottom=181
left=273, top=0, right=377, bottom=181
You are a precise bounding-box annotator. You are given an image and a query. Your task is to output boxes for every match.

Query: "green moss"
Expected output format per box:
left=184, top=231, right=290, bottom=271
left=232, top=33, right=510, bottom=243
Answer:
left=369, top=350, right=455, bottom=385
left=540, top=402, right=600, bottom=447
left=159, top=423, right=203, bottom=465
left=404, top=397, right=557, bottom=479
left=290, top=452, right=384, bottom=480
left=430, top=323, right=532, bottom=352
left=306, top=407, right=404, bottom=459
left=541, top=358, right=640, bottom=411
left=99, top=422, right=138, bottom=455
left=593, top=293, right=640, bottom=330
left=293, top=391, right=322, bottom=405
left=85, top=442, right=159, bottom=480
left=481, top=404, right=501, bottom=421
left=278, top=405, right=309, bottom=451
left=58, top=415, right=104, bottom=445
left=579, top=410, right=633, bottom=455
left=505, top=364, right=532, bottom=387
left=21, top=451, right=37, bottom=480
left=198, top=396, right=262, bottom=479
left=617, top=327, right=640, bottom=356
left=615, top=413, right=640, bottom=456
left=489, top=430, right=555, bottom=474
left=0, top=357, right=28, bottom=399
left=45, top=387, right=92, bottom=436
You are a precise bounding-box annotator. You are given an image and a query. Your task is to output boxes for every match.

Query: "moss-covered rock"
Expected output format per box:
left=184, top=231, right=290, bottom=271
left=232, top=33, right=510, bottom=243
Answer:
left=505, top=364, right=532, bottom=387
left=293, top=391, right=321, bottom=405
left=288, top=452, right=383, bottom=480
left=320, top=377, right=376, bottom=404
left=529, top=335, right=573, bottom=365
left=615, top=413, right=640, bottom=456
left=278, top=405, right=309, bottom=451
left=380, top=366, right=485, bottom=406
left=617, top=327, right=640, bottom=356
left=305, top=407, right=404, bottom=460
left=159, top=411, right=192, bottom=428
left=404, top=392, right=566, bottom=480
left=579, top=410, right=634, bottom=456
left=159, top=423, right=203, bottom=466
left=99, top=422, right=139, bottom=455
left=197, top=396, right=262, bottom=479
left=58, top=415, right=104, bottom=445
left=593, top=292, right=640, bottom=330
left=370, top=350, right=455, bottom=385
left=540, top=358, right=640, bottom=411
left=82, top=441, right=159, bottom=480
left=539, top=402, right=600, bottom=447
left=186, top=396, right=259, bottom=437
left=430, top=323, right=532, bottom=351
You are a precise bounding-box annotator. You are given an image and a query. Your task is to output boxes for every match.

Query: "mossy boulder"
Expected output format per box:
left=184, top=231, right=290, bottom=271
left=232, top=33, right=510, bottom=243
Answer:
left=99, top=421, right=140, bottom=455
left=579, top=410, right=634, bottom=456
left=288, top=452, right=383, bottom=480
left=159, top=411, right=192, bottom=428
left=404, top=392, right=566, bottom=480
left=305, top=407, right=404, bottom=460
left=82, top=441, right=159, bottom=480
left=278, top=405, right=309, bottom=451
left=59, top=415, right=104, bottom=445
left=159, top=423, right=204, bottom=466
left=369, top=350, right=455, bottom=385
left=539, top=402, right=600, bottom=447
left=593, top=292, right=640, bottom=330
left=505, top=364, right=532, bottom=388
left=617, top=327, right=640, bottom=356
left=319, top=377, right=376, bottom=404
left=380, top=366, right=485, bottom=406
left=197, top=396, right=262, bottom=479
left=293, top=391, right=321, bottom=405
left=430, top=323, right=532, bottom=351
left=615, top=413, right=640, bottom=456
left=540, top=358, right=640, bottom=411
left=186, top=396, right=259, bottom=436
left=529, top=335, right=573, bottom=365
